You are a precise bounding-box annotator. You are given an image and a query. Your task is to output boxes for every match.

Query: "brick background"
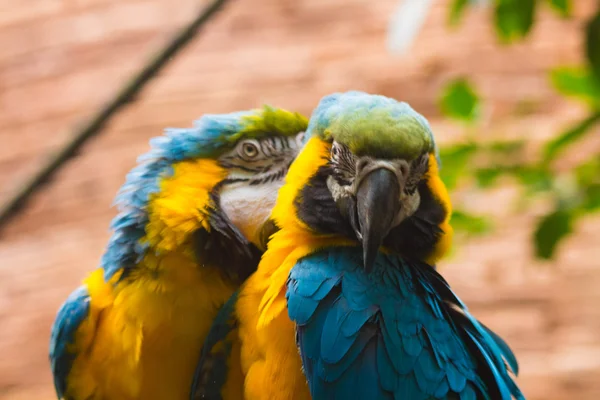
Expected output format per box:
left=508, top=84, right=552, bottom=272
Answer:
left=0, top=0, right=599, bottom=398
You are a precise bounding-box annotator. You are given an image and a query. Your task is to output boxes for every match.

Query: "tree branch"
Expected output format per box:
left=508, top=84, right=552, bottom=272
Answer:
left=0, top=0, right=231, bottom=231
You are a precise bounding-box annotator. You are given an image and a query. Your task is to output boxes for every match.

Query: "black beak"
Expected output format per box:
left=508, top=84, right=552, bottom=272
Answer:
left=355, top=168, right=401, bottom=271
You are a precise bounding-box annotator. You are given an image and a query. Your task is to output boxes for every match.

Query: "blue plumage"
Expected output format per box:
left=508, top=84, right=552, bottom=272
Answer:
left=101, top=111, right=255, bottom=281
left=286, top=247, right=523, bottom=400
left=49, top=286, right=91, bottom=398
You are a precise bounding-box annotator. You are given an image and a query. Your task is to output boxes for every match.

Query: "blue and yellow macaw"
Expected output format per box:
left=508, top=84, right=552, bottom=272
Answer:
left=49, top=106, right=308, bottom=400
left=208, top=91, right=523, bottom=399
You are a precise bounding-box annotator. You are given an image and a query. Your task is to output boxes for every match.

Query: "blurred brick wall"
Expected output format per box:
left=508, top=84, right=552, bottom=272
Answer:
left=0, top=0, right=599, bottom=399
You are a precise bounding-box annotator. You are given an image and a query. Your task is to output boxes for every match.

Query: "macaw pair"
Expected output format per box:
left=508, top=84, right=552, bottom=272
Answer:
left=50, top=91, right=525, bottom=400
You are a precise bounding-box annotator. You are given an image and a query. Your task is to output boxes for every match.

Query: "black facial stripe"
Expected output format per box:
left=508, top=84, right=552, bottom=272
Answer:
left=334, top=176, right=352, bottom=186
left=248, top=167, right=285, bottom=186
left=247, top=158, right=294, bottom=186
left=276, top=136, right=286, bottom=150
left=405, top=153, right=430, bottom=192
left=330, top=143, right=357, bottom=183
left=260, top=140, right=272, bottom=157
left=220, top=155, right=239, bottom=162
left=220, top=177, right=250, bottom=185
left=218, top=161, right=264, bottom=173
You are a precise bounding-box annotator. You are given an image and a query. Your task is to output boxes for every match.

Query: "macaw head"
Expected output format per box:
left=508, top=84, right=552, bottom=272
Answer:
left=203, top=109, right=307, bottom=252
left=103, top=106, right=307, bottom=282
left=276, top=91, right=452, bottom=271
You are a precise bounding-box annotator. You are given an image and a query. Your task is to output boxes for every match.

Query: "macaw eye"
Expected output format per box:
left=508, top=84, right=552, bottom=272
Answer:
left=239, top=141, right=260, bottom=159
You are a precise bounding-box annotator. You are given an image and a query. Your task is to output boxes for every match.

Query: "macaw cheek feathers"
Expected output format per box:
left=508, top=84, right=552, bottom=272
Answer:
left=353, top=167, right=402, bottom=271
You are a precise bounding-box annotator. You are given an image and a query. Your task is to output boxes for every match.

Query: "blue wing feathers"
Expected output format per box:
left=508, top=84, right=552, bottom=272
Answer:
left=377, top=335, right=398, bottom=392
left=49, top=285, right=91, bottom=399
left=287, top=247, right=524, bottom=400
left=320, top=298, right=357, bottom=364
left=480, top=323, right=520, bottom=375
left=318, top=324, right=377, bottom=383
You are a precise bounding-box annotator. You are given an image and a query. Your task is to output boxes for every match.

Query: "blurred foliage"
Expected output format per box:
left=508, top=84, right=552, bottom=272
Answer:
left=448, top=0, right=470, bottom=27
left=534, top=210, right=572, bottom=259
left=586, top=10, right=600, bottom=81
left=549, top=66, right=600, bottom=107
left=438, top=79, right=480, bottom=122
left=451, top=210, right=494, bottom=236
left=547, top=0, right=571, bottom=18
left=439, top=0, right=600, bottom=260
left=494, top=0, right=536, bottom=42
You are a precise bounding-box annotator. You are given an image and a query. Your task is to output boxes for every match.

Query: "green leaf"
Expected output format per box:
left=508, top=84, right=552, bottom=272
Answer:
left=534, top=209, right=573, bottom=259
left=549, top=66, right=600, bottom=107
left=438, top=143, right=478, bottom=189
left=449, top=0, right=470, bottom=27
left=488, top=140, right=526, bottom=154
left=438, top=78, right=480, bottom=122
left=494, top=0, right=536, bottom=42
left=475, top=167, right=503, bottom=188
left=575, top=157, right=600, bottom=186
left=512, top=166, right=553, bottom=194
left=586, top=9, right=600, bottom=82
left=546, top=0, right=571, bottom=18
left=542, top=112, right=600, bottom=164
left=575, top=158, right=600, bottom=212
left=451, top=210, right=494, bottom=236
left=582, top=184, right=600, bottom=212
left=485, top=140, right=527, bottom=164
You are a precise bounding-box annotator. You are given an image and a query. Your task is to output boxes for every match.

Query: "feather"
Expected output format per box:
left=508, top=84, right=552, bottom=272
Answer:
left=190, top=291, right=239, bottom=400
left=49, top=286, right=91, bottom=398
left=480, top=322, right=520, bottom=375
left=102, top=107, right=307, bottom=280
left=286, top=247, right=524, bottom=400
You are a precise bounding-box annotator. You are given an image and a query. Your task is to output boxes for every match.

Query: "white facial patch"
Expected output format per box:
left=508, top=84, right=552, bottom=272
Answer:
left=327, top=175, right=353, bottom=202
left=218, top=180, right=282, bottom=247
left=394, top=190, right=421, bottom=226
left=216, top=132, right=304, bottom=247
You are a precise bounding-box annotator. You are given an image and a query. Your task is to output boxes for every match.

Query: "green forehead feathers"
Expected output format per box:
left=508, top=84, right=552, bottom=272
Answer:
left=238, top=106, right=308, bottom=140
left=307, top=91, right=436, bottom=160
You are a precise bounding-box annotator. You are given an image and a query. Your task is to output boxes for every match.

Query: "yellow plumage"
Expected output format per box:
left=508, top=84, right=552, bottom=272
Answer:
left=423, top=153, right=453, bottom=266
left=63, top=159, right=241, bottom=400
left=237, top=137, right=348, bottom=400
left=236, top=137, right=454, bottom=399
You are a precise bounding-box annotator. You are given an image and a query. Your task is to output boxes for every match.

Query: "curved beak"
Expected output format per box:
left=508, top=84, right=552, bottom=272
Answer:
left=355, top=168, right=401, bottom=271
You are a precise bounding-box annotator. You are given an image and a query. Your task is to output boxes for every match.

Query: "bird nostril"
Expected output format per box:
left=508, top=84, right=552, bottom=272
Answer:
left=397, top=160, right=410, bottom=179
